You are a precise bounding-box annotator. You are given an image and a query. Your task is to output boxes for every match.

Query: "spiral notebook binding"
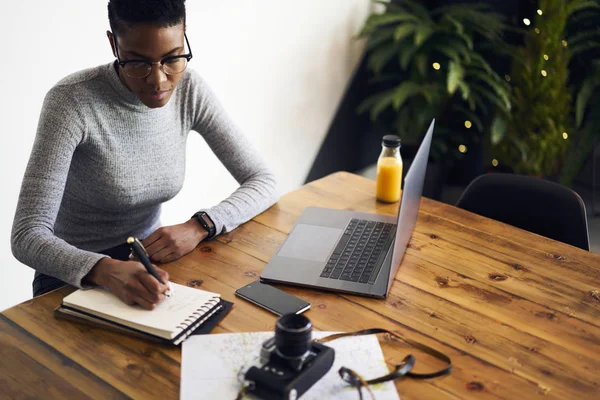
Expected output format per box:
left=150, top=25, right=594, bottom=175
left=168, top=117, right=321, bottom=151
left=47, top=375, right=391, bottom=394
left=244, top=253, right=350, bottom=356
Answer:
left=178, top=321, right=190, bottom=329
left=175, top=297, right=221, bottom=332
left=174, top=297, right=223, bottom=345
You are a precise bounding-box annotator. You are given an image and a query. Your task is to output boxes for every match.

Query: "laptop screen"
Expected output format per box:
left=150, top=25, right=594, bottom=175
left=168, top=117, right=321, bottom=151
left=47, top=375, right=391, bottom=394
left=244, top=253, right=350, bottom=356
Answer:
left=386, top=120, right=435, bottom=293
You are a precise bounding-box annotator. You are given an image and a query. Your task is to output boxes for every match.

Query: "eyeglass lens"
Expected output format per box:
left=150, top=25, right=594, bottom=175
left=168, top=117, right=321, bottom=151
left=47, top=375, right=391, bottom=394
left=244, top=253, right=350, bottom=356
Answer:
left=123, top=58, right=188, bottom=78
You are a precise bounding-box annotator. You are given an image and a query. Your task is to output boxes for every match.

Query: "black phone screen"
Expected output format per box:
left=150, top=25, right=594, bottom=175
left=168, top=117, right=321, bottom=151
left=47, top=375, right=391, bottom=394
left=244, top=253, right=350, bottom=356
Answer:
left=235, top=281, right=310, bottom=316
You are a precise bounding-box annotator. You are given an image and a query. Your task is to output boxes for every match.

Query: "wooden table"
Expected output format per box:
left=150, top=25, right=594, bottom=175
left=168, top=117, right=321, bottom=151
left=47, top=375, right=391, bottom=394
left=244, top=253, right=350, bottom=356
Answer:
left=2, top=172, right=600, bottom=399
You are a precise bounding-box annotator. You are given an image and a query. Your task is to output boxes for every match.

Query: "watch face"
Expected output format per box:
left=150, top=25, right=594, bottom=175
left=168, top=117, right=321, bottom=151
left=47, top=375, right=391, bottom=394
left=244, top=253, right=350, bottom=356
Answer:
left=196, top=212, right=215, bottom=237
left=200, top=214, right=212, bottom=227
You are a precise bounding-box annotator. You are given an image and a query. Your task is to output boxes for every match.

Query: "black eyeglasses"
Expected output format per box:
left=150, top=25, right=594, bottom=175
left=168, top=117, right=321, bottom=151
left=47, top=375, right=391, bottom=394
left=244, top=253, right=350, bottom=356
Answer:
left=113, top=33, right=193, bottom=79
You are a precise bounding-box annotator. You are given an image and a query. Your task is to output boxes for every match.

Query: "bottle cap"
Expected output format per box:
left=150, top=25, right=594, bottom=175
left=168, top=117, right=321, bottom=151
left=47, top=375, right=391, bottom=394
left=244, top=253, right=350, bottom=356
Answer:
left=382, top=135, right=401, bottom=148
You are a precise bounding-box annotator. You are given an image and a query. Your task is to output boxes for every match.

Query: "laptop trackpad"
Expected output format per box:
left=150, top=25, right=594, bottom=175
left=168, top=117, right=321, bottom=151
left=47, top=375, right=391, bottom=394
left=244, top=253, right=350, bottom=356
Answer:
left=277, top=224, right=343, bottom=263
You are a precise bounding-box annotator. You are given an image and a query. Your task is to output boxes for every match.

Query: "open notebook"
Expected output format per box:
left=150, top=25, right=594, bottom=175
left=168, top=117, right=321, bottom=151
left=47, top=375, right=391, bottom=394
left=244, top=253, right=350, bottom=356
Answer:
left=55, top=283, right=226, bottom=345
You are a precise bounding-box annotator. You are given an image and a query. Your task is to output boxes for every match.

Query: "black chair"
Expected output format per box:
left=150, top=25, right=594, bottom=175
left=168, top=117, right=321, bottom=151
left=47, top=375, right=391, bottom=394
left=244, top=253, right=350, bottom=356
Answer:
left=456, top=173, right=590, bottom=251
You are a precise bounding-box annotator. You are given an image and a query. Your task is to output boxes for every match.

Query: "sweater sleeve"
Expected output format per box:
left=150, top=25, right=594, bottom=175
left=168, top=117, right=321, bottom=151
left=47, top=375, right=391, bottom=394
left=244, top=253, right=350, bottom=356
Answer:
left=11, top=86, right=108, bottom=288
left=189, top=72, right=279, bottom=235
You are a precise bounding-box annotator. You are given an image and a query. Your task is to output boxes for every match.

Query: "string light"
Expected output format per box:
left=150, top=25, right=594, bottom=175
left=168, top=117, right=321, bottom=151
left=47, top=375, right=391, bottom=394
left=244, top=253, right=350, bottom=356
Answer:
left=541, top=70, right=547, bottom=77
left=492, top=159, right=499, bottom=167
left=537, top=9, right=543, bottom=15
left=562, top=40, right=568, bottom=47
left=458, top=145, right=467, bottom=153
left=543, top=54, right=549, bottom=61
left=523, top=18, right=531, bottom=26
left=563, top=132, right=569, bottom=140
left=432, top=62, right=441, bottom=71
left=464, top=121, right=472, bottom=129
left=535, top=28, right=540, bottom=34
left=505, top=75, right=511, bottom=82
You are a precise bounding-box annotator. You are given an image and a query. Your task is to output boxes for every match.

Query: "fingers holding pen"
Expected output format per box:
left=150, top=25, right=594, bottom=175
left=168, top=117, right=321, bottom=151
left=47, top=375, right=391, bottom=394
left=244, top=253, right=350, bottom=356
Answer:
left=136, top=267, right=169, bottom=298
left=89, top=258, right=171, bottom=310
left=124, top=269, right=167, bottom=307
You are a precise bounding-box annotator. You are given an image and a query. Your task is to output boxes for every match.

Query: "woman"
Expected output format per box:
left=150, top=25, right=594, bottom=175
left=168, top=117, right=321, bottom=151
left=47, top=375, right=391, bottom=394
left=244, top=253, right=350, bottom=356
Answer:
left=11, top=0, right=278, bottom=310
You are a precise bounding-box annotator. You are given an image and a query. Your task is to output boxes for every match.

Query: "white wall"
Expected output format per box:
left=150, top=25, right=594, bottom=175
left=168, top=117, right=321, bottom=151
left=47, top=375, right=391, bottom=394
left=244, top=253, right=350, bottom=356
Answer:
left=0, top=0, right=371, bottom=311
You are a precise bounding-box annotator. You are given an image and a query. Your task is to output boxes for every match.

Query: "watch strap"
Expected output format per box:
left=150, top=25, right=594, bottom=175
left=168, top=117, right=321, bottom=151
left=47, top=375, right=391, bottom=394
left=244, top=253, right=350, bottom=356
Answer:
left=193, top=211, right=216, bottom=240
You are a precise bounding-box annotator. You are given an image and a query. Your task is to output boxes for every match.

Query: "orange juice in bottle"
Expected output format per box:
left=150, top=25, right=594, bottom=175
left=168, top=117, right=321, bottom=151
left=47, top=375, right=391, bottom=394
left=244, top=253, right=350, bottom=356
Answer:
left=376, top=135, right=403, bottom=203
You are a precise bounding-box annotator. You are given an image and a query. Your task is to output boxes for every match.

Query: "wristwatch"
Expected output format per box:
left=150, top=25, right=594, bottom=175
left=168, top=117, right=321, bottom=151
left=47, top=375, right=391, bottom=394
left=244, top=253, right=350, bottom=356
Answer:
left=192, top=211, right=217, bottom=240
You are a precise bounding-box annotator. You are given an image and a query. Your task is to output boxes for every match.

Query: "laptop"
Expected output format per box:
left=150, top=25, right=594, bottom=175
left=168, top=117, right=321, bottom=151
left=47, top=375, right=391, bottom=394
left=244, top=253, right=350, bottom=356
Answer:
left=260, top=120, right=435, bottom=298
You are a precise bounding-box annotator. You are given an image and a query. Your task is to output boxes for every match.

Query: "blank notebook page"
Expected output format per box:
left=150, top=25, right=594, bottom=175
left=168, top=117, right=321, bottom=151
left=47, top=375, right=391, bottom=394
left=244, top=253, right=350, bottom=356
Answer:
left=62, top=283, right=220, bottom=339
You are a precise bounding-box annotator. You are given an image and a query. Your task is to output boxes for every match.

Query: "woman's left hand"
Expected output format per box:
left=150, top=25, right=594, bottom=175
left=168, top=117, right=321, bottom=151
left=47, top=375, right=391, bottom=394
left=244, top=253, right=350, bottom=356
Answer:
left=142, top=219, right=209, bottom=263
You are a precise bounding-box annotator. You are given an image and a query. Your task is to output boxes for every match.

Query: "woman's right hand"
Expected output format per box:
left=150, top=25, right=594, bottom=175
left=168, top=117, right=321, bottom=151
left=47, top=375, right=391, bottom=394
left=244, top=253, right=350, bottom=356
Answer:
left=86, top=258, right=170, bottom=310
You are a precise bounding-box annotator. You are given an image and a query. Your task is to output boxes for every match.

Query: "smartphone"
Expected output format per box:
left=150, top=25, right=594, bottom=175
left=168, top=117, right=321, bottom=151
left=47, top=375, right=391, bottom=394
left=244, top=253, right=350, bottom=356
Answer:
left=235, top=281, right=311, bottom=316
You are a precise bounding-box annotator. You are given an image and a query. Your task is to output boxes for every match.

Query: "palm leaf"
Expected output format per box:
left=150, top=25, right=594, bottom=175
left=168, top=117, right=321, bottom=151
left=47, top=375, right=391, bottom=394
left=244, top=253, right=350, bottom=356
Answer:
left=470, top=83, right=511, bottom=114
left=447, top=61, right=465, bottom=95
left=434, top=4, right=505, bottom=42
left=466, top=92, right=477, bottom=112
left=366, top=26, right=396, bottom=50
left=466, top=70, right=511, bottom=111
left=415, top=24, right=434, bottom=46
left=567, top=0, right=600, bottom=17
left=569, top=40, right=600, bottom=56
left=567, top=28, right=600, bottom=46
left=455, top=30, right=474, bottom=50
left=400, top=0, right=432, bottom=23
left=434, top=44, right=463, bottom=64
left=468, top=92, right=490, bottom=115
left=567, top=9, right=600, bottom=25
left=458, top=81, right=471, bottom=101
left=435, top=36, right=473, bottom=63
left=439, top=16, right=475, bottom=49
left=391, top=81, right=423, bottom=110
left=394, top=24, right=417, bottom=42
left=367, top=42, right=398, bottom=73
left=559, top=128, right=598, bottom=186
left=431, top=3, right=491, bottom=17
left=414, top=54, right=429, bottom=77
left=468, top=52, right=494, bottom=74
left=393, top=105, right=416, bottom=139
left=443, top=15, right=464, bottom=36
left=399, top=45, right=420, bottom=70
left=414, top=84, right=440, bottom=104
left=359, top=12, right=420, bottom=37
left=575, top=74, right=600, bottom=128
left=357, top=90, right=389, bottom=115
left=509, top=137, right=528, bottom=163
left=490, top=115, right=507, bottom=145
left=357, top=88, right=396, bottom=120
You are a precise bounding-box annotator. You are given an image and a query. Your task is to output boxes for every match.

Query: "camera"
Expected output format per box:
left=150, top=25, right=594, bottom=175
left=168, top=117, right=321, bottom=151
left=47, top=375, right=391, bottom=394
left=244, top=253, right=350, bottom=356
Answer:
left=243, top=313, right=335, bottom=400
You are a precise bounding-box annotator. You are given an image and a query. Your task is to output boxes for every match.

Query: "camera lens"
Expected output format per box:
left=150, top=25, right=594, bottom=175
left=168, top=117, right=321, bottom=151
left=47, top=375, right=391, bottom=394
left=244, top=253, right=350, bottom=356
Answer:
left=275, top=313, right=312, bottom=359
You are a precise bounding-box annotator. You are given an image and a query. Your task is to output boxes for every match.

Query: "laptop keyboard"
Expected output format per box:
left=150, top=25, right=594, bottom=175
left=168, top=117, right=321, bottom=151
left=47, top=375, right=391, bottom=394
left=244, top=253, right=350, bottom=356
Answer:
left=320, top=219, right=395, bottom=284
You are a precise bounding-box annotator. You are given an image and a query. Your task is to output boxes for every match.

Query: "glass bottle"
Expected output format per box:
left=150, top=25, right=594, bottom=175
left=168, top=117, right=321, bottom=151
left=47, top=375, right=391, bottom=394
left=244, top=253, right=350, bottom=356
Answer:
left=376, top=135, right=403, bottom=203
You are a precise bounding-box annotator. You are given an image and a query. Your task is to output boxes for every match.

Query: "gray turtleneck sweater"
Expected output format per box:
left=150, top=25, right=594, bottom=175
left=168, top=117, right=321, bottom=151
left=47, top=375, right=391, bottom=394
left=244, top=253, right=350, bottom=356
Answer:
left=11, top=62, right=279, bottom=288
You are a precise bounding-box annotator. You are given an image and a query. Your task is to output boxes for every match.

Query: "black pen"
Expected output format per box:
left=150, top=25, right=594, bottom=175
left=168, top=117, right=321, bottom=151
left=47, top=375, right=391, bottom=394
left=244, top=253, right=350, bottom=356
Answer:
left=127, top=236, right=173, bottom=297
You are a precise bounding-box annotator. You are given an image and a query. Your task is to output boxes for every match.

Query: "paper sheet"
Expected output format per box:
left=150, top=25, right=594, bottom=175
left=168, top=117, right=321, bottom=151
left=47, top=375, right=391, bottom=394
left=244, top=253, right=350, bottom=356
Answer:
left=181, top=331, right=400, bottom=399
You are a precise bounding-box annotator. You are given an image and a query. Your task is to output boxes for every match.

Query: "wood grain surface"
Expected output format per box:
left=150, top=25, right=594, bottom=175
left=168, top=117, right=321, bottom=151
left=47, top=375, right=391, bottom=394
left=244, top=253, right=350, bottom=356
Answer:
left=2, top=172, right=599, bottom=399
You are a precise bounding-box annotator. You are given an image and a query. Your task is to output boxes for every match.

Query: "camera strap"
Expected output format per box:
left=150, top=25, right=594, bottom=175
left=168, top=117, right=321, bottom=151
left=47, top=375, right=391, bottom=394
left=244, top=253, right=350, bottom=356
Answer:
left=316, top=328, right=452, bottom=390
left=235, top=328, right=451, bottom=400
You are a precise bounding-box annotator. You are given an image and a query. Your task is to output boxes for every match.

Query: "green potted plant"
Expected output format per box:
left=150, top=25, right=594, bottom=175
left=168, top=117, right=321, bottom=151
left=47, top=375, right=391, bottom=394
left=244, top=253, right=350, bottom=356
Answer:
left=560, top=61, right=600, bottom=186
left=559, top=0, right=600, bottom=186
left=490, top=0, right=600, bottom=185
left=357, top=0, right=511, bottom=183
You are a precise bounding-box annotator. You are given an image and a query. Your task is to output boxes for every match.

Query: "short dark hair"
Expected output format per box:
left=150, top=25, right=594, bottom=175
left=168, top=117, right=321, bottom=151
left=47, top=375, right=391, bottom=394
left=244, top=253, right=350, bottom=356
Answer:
left=108, top=0, right=186, bottom=35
